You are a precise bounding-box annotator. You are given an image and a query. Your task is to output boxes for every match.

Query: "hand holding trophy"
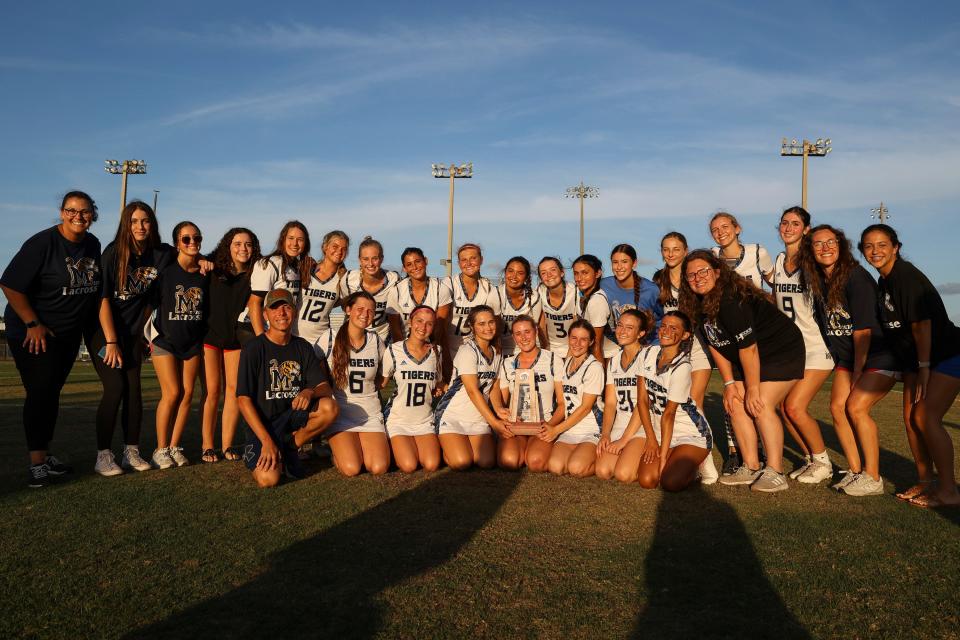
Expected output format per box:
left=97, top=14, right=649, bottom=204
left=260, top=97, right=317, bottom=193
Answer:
left=507, top=369, right=543, bottom=435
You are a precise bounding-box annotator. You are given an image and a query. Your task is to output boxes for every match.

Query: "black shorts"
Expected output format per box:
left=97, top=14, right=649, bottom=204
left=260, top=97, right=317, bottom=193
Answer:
left=243, top=409, right=309, bottom=470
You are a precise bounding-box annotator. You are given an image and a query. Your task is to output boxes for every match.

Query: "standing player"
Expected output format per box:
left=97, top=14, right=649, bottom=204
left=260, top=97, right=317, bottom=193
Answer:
left=635, top=311, right=713, bottom=492
left=495, top=256, right=543, bottom=356
left=237, top=289, right=338, bottom=488
left=537, top=257, right=578, bottom=356
left=600, top=244, right=662, bottom=359
left=572, top=255, right=610, bottom=362
left=772, top=207, right=834, bottom=483
left=339, top=236, right=400, bottom=343
left=710, top=211, right=774, bottom=288
left=595, top=309, right=655, bottom=483
left=492, top=315, right=565, bottom=472
left=248, top=221, right=312, bottom=336
left=297, top=230, right=348, bottom=345
left=382, top=305, right=444, bottom=472
left=443, top=243, right=500, bottom=354
left=386, top=247, right=452, bottom=347
left=313, top=291, right=390, bottom=477
left=434, top=305, right=504, bottom=470
left=545, top=319, right=606, bottom=478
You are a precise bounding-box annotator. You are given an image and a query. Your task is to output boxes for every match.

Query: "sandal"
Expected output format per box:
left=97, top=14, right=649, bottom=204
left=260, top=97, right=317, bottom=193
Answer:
left=909, top=493, right=960, bottom=509
left=895, top=480, right=935, bottom=501
left=223, top=446, right=242, bottom=462
left=201, top=448, right=221, bottom=464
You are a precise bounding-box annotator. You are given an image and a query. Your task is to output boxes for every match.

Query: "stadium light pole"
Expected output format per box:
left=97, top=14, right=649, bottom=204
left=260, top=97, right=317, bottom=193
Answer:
left=871, top=202, right=891, bottom=224
left=153, top=189, right=160, bottom=214
left=780, top=138, right=830, bottom=210
left=104, top=159, right=148, bottom=214
left=432, top=162, right=473, bottom=278
left=565, top=181, right=599, bottom=255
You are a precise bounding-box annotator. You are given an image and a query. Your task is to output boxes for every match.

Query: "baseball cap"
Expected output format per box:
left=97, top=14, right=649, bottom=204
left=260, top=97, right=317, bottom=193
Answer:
left=264, top=289, right=294, bottom=309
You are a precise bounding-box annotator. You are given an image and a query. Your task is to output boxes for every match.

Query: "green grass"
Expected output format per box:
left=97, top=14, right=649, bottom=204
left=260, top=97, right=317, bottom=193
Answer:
left=0, top=360, right=958, bottom=639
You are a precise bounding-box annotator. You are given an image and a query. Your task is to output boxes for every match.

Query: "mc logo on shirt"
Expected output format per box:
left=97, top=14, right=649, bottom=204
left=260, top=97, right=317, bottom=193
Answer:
left=63, top=257, right=99, bottom=295
left=169, top=285, right=204, bottom=320
left=267, top=359, right=302, bottom=400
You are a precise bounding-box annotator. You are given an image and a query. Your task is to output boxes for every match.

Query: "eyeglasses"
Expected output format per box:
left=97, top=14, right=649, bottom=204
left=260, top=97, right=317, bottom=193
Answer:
left=180, top=235, right=203, bottom=245
left=812, top=239, right=838, bottom=250
left=63, top=208, right=93, bottom=218
left=685, top=267, right=713, bottom=282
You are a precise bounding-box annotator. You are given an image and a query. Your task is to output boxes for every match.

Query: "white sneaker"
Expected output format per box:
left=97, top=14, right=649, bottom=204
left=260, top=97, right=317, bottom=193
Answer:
left=843, top=473, right=885, bottom=497
left=797, top=459, right=833, bottom=484
left=121, top=446, right=152, bottom=472
left=94, top=449, right=123, bottom=477
left=168, top=446, right=190, bottom=467
left=719, top=465, right=762, bottom=486
left=831, top=470, right=857, bottom=492
left=751, top=467, right=789, bottom=493
left=151, top=447, right=174, bottom=470
left=698, top=453, right=719, bottom=485
left=788, top=458, right=812, bottom=480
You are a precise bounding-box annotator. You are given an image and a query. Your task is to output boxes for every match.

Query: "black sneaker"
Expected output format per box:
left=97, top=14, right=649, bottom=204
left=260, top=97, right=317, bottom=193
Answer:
left=44, top=455, right=74, bottom=475
left=721, top=451, right=741, bottom=476
left=28, top=463, right=51, bottom=488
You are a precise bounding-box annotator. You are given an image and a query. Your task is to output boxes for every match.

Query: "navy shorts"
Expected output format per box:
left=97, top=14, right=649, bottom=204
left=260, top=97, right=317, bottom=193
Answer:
left=243, top=409, right=309, bottom=471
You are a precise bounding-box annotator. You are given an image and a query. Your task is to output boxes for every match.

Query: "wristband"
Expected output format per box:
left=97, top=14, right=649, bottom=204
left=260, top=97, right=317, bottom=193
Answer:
left=106, top=341, right=118, bottom=345
left=25, top=320, right=38, bottom=329
left=723, top=380, right=736, bottom=387
left=918, top=361, right=930, bottom=368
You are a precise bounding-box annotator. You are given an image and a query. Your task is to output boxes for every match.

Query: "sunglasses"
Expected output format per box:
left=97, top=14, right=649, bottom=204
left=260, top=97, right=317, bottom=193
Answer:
left=180, top=235, right=203, bottom=245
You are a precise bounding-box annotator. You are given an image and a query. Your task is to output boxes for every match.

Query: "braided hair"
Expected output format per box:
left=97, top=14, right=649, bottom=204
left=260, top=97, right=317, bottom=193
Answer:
left=573, top=254, right=603, bottom=313
left=611, top=243, right=641, bottom=307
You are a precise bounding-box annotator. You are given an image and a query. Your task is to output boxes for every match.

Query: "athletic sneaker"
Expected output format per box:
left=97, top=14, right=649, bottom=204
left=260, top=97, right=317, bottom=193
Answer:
left=44, top=454, right=73, bottom=475
left=719, top=465, right=762, bottom=486
left=788, top=458, right=812, bottom=480
left=28, top=463, right=51, bottom=488
left=151, top=448, right=175, bottom=470
left=831, top=470, right=857, bottom=492
left=751, top=467, right=789, bottom=493
left=168, top=446, right=190, bottom=467
left=94, top=450, right=123, bottom=477
left=797, top=459, right=833, bottom=484
left=698, top=453, right=720, bottom=485
left=120, top=446, right=152, bottom=472
left=721, top=451, right=741, bottom=476
left=842, top=473, right=885, bottom=497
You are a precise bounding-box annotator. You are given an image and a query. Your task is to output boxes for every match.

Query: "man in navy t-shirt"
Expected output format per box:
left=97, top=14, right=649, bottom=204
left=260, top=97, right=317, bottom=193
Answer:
left=237, top=288, right=338, bottom=487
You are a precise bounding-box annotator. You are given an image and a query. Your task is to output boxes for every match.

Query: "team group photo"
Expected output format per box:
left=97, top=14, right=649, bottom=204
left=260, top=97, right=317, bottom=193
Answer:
left=2, top=2, right=958, bottom=639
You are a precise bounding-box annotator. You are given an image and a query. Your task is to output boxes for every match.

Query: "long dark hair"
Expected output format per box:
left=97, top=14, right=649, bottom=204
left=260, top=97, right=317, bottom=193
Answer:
left=678, top=249, right=769, bottom=324
left=331, top=291, right=376, bottom=389
left=858, top=224, right=902, bottom=254
left=619, top=308, right=655, bottom=346
left=61, top=190, right=99, bottom=222
left=662, top=309, right=694, bottom=358
left=261, top=220, right=313, bottom=287
left=465, top=304, right=496, bottom=346
left=211, top=228, right=262, bottom=279
left=798, top=225, right=858, bottom=311
left=653, top=231, right=688, bottom=306
left=573, top=254, right=603, bottom=313
left=610, top=243, right=642, bottom=307
left=171, top=221, right=201, bottom=251
left=111, top=200, right=161, bottom=293
left=502, top=256, right=533, bottom=308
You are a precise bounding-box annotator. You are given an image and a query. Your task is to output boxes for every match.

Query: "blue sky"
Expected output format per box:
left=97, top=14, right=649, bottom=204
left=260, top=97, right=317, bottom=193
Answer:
left=2, top=1, right=959, bottom=316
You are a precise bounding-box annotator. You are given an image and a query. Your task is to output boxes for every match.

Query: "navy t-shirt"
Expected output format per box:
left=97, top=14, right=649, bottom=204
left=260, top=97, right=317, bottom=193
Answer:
left=204, top=271, right=252, bottom=349
left=877, top=258, right=960, bottom=370
left=151, top=260, right=209, bottom=358
left=237, top=333, right=329, bottom=425
left=1, top=226, right=101, bottom=341
left=101, top=241, right=174, bottom=338
left=816, top=264, right=897, bottom=370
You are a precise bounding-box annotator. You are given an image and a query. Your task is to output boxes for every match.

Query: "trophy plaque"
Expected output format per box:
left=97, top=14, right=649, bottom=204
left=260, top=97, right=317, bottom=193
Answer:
left=508, top=369, right=543, bottom=435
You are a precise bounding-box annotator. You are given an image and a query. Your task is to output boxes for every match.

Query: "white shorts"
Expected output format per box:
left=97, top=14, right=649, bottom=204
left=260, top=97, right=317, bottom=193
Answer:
left=805, top=347, right=835, bottom=371
left=690, top=337, right=711, bottom=372
left=557, top=430, right=600, bottom=445
left=655, top=427, right=710, bottom=451
left=385, top=419, right=436, bottom=438
left=438, top=418, right=491, bottom=436
left=327, top=401, right=385, bottom=435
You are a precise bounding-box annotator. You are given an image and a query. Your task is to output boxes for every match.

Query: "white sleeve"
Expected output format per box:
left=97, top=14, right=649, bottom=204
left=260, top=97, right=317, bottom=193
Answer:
left=550, top=352, right=563, bottom=384
left=583, top=294, right=610, bottom=328
left=385, top=283, right=400, bottom=315
left=758, top=245, right=774, bottom=276
left=381, top=344, right=396, bottom=379
left=249, top=257, right=278, bottom=295
left=528, top=290, right=543, bottom=321
left=498, top=358, right=513, bottom=389
left=485, top=282, right=502, bottom=315
left=583, top=360, right=605, bottom=395
left=312, top=330, right=333, bottom=359
left=453, top=344, right=478, bottom=375
left=605, top=359, right=616, bottom=389
left=374, top=332, right=386, bottom=360
left=338, top=272, right=353, bottom=298
left=437, top=278, right=453, bottom=307
left=666, top=361, right=693, bottom=405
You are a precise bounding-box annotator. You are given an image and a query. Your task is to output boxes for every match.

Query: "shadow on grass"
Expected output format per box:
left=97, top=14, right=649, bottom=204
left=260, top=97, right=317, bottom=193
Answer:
left=125, top=469, right=522, bottom=639
left=633, top=488, right=810, bottom=639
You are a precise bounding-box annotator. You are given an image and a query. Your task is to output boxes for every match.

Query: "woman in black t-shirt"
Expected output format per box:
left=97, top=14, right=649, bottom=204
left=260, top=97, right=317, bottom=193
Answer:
left=861, top=224, right=960, bottom=508
left=678, top=249, right=803, bottom=493
left=200, top=227, right=261, bottom=463
left=0, top=191, right=102, bottom=488
left=799, top=225, right=899, bottom=496
left=149, top=221, right=210, bottom=470
left=92, top=201, right=174, bottom=477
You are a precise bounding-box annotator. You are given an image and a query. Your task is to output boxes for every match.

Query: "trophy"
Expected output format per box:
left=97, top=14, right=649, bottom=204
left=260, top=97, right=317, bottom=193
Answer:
left=508, top=369, right=543, bottom=435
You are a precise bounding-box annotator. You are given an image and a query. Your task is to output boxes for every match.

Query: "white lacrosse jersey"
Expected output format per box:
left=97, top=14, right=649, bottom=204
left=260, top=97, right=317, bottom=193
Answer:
left=561, top=354, right=605, bottom=437
left=711, top=243, right=773, bottom=289
left=250, top=255, right=303, bottom=334
left=386, top=277, right=452, bottom=336
left=606, top=347, right=644, bottom=433
left=444, top=274, right=500, bottom=353
left=434, top=340, right=502, bottom=427
left=339, top=269, right=401, bottom=341
left=539, top=282, right=579, bottom=354
left=496, top=284, right=543, bottom=355
left=638, top=345, right=712, bottom=448
left=772, top=252, right=833, bottom=358
left=381, top=340, right=441, bottom=428
left=499, top=348, right=563, bottom=421
left=313, top=329, right=385, bottom=428
left=298, top=268, right=344, bottom=344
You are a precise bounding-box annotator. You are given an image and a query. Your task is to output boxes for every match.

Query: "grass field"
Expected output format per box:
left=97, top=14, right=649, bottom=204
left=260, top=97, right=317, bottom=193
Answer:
left=0, top=360, right=958, bottom=639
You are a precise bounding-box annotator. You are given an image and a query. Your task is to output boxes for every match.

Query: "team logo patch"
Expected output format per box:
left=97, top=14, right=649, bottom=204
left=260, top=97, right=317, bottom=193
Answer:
left=267, top=359, right=302, bottom=400
left=116, top=266, right=158, bottom=300
left=883, top=293, right=895, bottom=312
left=63, top=257, right=99, bottom=295
left=169, top=285, right=204, bottom=320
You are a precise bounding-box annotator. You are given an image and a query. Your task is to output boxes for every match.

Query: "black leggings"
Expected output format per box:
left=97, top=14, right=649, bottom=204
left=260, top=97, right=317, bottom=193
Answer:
left=9, top=333, right=81, bottom=452
left=90, top=331, right=145, bottom=450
